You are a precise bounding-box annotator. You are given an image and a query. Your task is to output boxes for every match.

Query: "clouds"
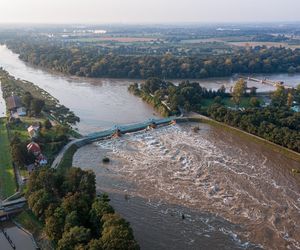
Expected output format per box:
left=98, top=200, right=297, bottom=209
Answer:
left=0, top=0, right=299, bottom=23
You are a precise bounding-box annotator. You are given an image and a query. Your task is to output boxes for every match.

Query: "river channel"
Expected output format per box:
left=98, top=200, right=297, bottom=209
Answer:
left=0, top=45, right=300, bottom=249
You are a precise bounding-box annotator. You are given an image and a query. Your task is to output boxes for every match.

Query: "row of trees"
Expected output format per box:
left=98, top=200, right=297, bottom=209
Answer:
left=7, top=41, right=300, bottom=79
left=129, top=77, right=230, bottom=114
left=26, top=167, right=139, bottom=250
left=207, top=85, right=300, bottom=152
left=208, top=105, right=300, bottom=152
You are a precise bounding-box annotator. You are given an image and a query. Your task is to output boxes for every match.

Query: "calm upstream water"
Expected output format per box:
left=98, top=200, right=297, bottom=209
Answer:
left=0, top=45, right=160, bottom=134
left=1, top=44, right=300, bottom=134
left=0, top=44, right=300, bottom=249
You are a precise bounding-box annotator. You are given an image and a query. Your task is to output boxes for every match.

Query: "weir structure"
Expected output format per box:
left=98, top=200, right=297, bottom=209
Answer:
left=51, top=116, right=187, bottom=168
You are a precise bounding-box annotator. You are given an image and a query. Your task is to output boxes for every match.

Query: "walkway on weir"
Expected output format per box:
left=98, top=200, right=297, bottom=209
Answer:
left=240, top=76, right=293, bottom=89
left=83, top=117, right=177, bottom=144
left=52, top=117, right=180, bottom=168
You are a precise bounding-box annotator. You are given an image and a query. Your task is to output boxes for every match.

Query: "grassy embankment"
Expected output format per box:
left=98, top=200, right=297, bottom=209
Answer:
left=57, top=144, right=79, bottom=172
left=0, top=118, right=16, bottom=199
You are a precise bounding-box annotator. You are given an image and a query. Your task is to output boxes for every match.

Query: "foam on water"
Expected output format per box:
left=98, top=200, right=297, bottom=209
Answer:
left=92, top=123, right=300, bottom=249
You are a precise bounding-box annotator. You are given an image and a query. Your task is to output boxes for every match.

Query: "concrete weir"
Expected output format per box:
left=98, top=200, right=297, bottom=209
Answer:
left=51, top=117, right=187, bottom=168
left=77, top=117, right=183, bottom=146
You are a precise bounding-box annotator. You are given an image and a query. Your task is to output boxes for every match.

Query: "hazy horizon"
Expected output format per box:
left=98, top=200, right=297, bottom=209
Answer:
left=1, top=0, right=300, bottom=24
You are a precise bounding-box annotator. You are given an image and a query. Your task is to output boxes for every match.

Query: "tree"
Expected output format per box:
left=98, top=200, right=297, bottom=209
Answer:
left=22, top=92, right=33, bottom=108
left=27, top=189, right=54, bottom=219
left=288, top=66, right=296, bottom=74
left=249, top=97, right=260, bottom=107
left=45, top=207, right=66, bottom=242
left=31, top=99, right=45, bottom=115
left=249, top=87, right=257, bottom=96
left=231, top=79, right=247, bottom=106
left=272, top=85, right=287, bottom=107
left=101, top=214, right=139, bottom=250
left=88, top=239, right=104, bottom=250
left=214, top=96, right=223, bottom=105
left=217, top=85, right=226, bottom=97
left=57, top=226, right=91, bottom=250
left=90, top=196, right=114, bottom=236
left=287, top=93, right=294, bottom=107
left=64, top=211, right=80, bottom=232
left=44, top=119, right=52, bottom=129
left=11, top=142, right=28, bottom=166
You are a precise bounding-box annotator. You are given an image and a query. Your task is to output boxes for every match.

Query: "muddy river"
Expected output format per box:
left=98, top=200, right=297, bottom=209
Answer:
left=73, top=123, right=300, bottom=250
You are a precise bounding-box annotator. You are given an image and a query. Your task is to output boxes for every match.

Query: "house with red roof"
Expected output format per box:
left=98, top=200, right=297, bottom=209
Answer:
left=27, top=142, right=41, bottom=156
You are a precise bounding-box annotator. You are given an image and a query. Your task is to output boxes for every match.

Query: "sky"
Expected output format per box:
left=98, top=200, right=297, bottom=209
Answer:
left=0, top=0, right=299, bottom=24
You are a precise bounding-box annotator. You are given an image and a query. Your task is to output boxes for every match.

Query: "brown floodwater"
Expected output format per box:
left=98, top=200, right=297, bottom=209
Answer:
left=73, top=123, right=300, bottom=250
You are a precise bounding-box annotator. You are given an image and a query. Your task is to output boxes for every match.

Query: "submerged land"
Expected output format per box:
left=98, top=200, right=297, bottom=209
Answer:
left=0, top=23, right=299, bottom=249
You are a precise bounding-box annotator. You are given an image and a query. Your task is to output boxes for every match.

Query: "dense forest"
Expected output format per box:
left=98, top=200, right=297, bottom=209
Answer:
left=130, top=78, right=300, bottom=152
left=26, top=167, right=139, bottom=250
left=6, top=41, right=300, bottom=79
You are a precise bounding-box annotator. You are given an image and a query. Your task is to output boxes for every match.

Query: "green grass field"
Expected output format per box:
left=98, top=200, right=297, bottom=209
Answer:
left=0, top=118, right=16, bottom=198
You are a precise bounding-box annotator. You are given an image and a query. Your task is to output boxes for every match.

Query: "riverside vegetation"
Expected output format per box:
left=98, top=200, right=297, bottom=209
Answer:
left=0, top=69, right=139, bottom=249
left=5, top=40, right=300, bottom=79
left=129, top=77, right=300, bottom=153
left=26, top=167, right=139, bottom=250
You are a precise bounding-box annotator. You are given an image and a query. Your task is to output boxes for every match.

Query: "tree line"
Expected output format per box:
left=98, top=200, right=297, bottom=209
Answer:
left=6, top=41, right=300, bottom=79
left=207, top=105, right=300, bottom=152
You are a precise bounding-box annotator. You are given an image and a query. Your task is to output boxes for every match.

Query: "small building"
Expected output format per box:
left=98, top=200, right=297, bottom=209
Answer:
left=27, top=124, right=40, bottom=138
left=6, top=95, right=22, bottom=111
left=17, top=107, right=27, bottom=116
left=36, top=154, right=48, bottom=166
left=27, top=142, right=41, bottom=156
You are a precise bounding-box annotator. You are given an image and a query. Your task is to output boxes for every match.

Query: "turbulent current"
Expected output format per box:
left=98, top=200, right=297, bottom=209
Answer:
left=73, top=123, right=300, bottom=250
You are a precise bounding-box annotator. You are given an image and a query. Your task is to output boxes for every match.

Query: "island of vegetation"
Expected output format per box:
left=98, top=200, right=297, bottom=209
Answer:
left=129, top=77, right=300, bottom=153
